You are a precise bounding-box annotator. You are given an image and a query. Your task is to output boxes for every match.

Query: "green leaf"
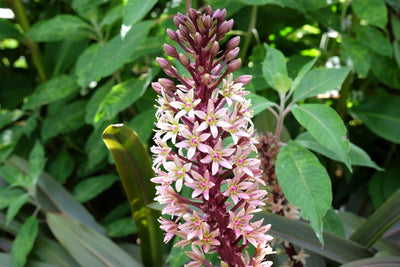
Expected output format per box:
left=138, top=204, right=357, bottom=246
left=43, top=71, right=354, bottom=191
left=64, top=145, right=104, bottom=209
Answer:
left=351, top=95, right=400, bottom=143
left=341, top=257, right=400, bottom=267
left=6, top=193, right=29, bottom=225
left=5, top=155, right=106, bottom=234
left=0, top=110, right=24, bottom=130
left=253, top=211, right=373, bottom=264
left=351, top=0, right=387, bottom=29
left=342, top=37, right=371, bottom=77
left=0, top=126, right=24, bottom=162
left=276, top=141, right=332, bottom=244
left=247, top=94, right=275, bottom=116
left=100, top=5, right=123, bottom=27
left=392, top=14, right=400, bottom=41
left=85, top=126, right=109, bottom=171
left=27, top=15, right=89, bottom=42
left=94, top=70, right=154, bottom=125
left=370, top=54, right=400, bottom=88
left=11, top=216, right=38, bottom=267
left=71, top=0, right=104, bottom=18
left=350, top=189, right=400, bottom=248
left=123, top=0, right=158, bottom=26
left=41, top=100, right=86, bottom=141
left=0, top=187, right=25, bottom=210
left=22, top=75, right=79, bottom=110
left=85, top=80, right=114, bottom=124
left=75, top=21, right=153, bottom=87
left=262, top=44, right=288, bottom=90
left=48, top=149, right=75, bottom=183
left=0, top=19, right=20, bottom=40
left=291, top=104, right=351, bottom=171
left=354, top=25, right=392, bottom=57
left=0, top=166, right=30, bottom=188
left=126, top=107, right=156, bottom=143
left=34, top=238, right=80, bottom=267
left=274, top=73, right=292, bottom=93
left=46, top=213, right=141, bottom=267
left=105, top=217, right=137, bottom=238
left=394, top=42, right=400, bottom=69
left=323, top=208, right=346, bottom=237
left=295, top=132, right=383, bottom=171
left=290, top=56, right=318, bottom=93
left=29, top=141, right=46, bottom=186
left=73, top=175, right=118, bottom=203
left=292, top=67, right=350, bottom=102
left=102, top=124, right=163, bottom=267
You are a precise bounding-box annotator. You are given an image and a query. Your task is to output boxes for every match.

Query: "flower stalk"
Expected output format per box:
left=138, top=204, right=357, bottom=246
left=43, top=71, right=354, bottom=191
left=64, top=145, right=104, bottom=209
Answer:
left=151, top=6, right=273, bottom=266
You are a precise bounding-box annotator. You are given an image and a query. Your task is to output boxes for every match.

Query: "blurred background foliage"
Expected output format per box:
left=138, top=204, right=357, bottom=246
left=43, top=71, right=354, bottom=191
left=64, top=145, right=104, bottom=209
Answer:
left=0, top=0, right=399, bottom=266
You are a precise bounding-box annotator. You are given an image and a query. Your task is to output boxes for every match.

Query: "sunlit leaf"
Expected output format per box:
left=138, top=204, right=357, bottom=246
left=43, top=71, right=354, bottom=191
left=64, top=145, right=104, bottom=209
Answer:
left=123, top=0, right=158, bottom=26
left=351, top=0, right=387, bottom=29
left=262, top=44, right=288, bottom=91
left=354, top=25, right=392, bottom=57
left=247, top=94, right=275, bottom=116
left=0, top=109, right=24, bottom=130
left=11, top=216, right=38, bottom=267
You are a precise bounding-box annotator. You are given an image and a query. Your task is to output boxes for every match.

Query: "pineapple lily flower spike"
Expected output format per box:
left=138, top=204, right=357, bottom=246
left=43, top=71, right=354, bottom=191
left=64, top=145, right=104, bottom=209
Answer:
left=151, top=6, right=274, bottom=266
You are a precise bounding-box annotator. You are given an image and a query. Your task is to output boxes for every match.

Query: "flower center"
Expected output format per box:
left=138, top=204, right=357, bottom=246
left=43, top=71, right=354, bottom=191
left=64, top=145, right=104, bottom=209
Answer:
left=200, top=181, right=207, bottom=187
left=191, top=137, right=198, bottom=145
left=231, top=185, right=237, bottom=192
left=213, top=152, right=221, bottom=160
left=237, top=158, right=245, bottom=165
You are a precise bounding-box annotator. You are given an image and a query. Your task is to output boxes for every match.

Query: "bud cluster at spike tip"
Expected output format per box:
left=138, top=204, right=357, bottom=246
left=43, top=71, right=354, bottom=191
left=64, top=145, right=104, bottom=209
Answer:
left=151, top=6, right=274, bottom=267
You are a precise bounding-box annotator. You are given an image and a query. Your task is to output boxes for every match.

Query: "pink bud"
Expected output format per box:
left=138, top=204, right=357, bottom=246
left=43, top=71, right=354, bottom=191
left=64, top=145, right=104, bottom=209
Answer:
left=226, top=47, right=239, bottom=60
left=164, top=68, right=177, bottom=78
left=226, top=19, right=234, bottom=32
left=235, top=75, right=252, bottom=86
left=164, top=44, right=178, bottom=58
left=184, top=20, right=196, bottom=34
left=174, top=13, right=186, bottom=27
left=213, top=9, right=221, bottom=20
left=205, top=5, right=213, bottom=16
left=158, top=78, right=175, bottom=90
left=151, top=82, right=162, bottom=94
left=194, top=32, right=203, bottom=47
left=217, top=21, right=228, bottom=36
left=188, top=8, right=198, bottom=22
left=179, top=53, right=191, bottom=68
left=209, top=41, right=219, bottom=58
left=167, top=28, right=178, bottom=41
left=204, top=15, right=212, bottom=29
left=201, top=73, right=212, bottom=85
left=227, top=58, right=241, bottom=72
left=156, top=57, right=171, bottom=69
left=226, top=36, right=240, bottom=51
left=178, top=24, right=189, bottom=37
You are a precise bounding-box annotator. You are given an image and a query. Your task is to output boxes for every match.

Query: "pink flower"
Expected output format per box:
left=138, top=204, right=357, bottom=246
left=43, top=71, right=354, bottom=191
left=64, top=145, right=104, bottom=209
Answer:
left=175, top=122, right=210, bottom=159
left=200, top=138, right=235, bottom=175
left=195, top=99, right=230, bottom=138
left=186, top=170, right=215, bottom=200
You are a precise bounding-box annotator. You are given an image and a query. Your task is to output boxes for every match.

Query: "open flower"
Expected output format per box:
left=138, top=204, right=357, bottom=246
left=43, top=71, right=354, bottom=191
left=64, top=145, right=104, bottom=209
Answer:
left=151, top=6, right=273, bottom=266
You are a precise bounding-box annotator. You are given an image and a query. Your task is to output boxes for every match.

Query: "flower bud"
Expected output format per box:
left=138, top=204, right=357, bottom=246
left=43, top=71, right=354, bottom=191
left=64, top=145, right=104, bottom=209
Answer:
left=179, top=53, right=191, bottom=68
left=201, top=73, right=212, bottom=85
left=184, top=20, right=196, bottom=34
left=179, top=24, right=189, bottom=38
left=226, top=36, right=240, bottom=51
left=188, top=8, right=198, bottom=22
left=158, top=78, right=175, bottom=90
left=227, top=58, right=241, bottom=72
left=235, top=75, right=252, bottom=86
left=174, top=13, right=186, bottom=27
left=164, top=68, right=177, bottom=78
left=164, top=44, right=178, bottom=58
left=226, top=19, right=234, bottom=32
left=194, top=32, right=203, bottom=47
left=213, top=9, right=221, bottom=20
left=209, top=41, right=219, bottom=58
left=226, top=47, right=239, bottom=60
left=205, top=5, right=213, bottom=16
left=204, top=15, right=212, bottom=29
left=167, top=28, right=178, bottom=41
left=156, top=57, right=171, bottom=69
left=197, top=16, right=206, bottom=34
left=151, top=82, right=162, bottom=94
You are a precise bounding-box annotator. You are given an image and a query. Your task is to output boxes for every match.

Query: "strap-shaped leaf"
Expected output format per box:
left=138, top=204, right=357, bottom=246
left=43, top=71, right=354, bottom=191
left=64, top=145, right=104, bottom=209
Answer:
left=253, top=211, right=373, bottom=264
left=276, top=141, right=332, bottom=244
left=291, top=104, right=351, bottom=171
left=102, top=124, right=163, bottom=267
left=350, top=189, right=400, bottom=248
left=341, top=257, right=400, bottom=267
left=47, top=212, right=141, bottom=267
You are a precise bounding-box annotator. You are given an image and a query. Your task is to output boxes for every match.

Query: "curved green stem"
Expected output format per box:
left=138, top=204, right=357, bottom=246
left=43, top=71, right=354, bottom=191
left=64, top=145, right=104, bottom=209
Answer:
left=240, top=5, right=258, bottom=60
left=7, top=0, right=48, bottom=81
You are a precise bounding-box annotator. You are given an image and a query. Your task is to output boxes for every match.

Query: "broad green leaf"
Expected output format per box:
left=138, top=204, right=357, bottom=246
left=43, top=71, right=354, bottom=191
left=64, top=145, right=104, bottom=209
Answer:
left=72, top=0, right=104, bottom=18
left=29, top=141, right=46, bottom=186
left=47, top=213, right=141, bottom=267
left=291, top=104, right=351, bottom=171
left=295, top=132, right=383, bottom=171
left=22, top=75, right=79, bottom=110
left=126, top=107, right=157, bottom=143
left=6, top=193, right=29, bottom=225
left=94, top=69, right=155, bottom=125
left=0, top=126, right=24, bottom=162
left=102, top=125, right=163, bottom=267
left=292, top=67, right=350, bottom=102
left=354, top=25, right=392, bottom=57
left=290, top=56, right=318, bottom=93
left=100, top=5, right=123, bottom=27
left=0, top=19, right=20, bottom=40
left=370, top=54, right=400, bottom=88
left=73, top=175, right=118, bottom=203
left=105, top=217, right=137, bottom=237
left=323, top=208, right=346, bottom=237
left=274, top=73, right=292, bottom=93
left=85, top=126, right=109, bottom=171
left=85, top=80, right=114, bottom=124
left=0, top=110, right=24, bottom=130
left=34, top=238, right=80, bottom=267
left=41, top=100, right=86, bottom=141
left=5, top=156, right=106, bottom=234
left=48, top=149, right=75, bottom=183
left=27, top=15, right=89, bottom=42
left=394, top=41, right=400, bottom=69
left=276, top=141, right=332, bottom=244
left=262, top=44, right=288, bottom=90
left=0, top=187, right=25, bottom=210
left=342, top=37, right=371, bottom=77
left=11, top=216, right=38, bottom=267
left=351, top=96, right=400, bottom=143
left=351, top=189, right=400, bottom=248
left=253, top=211, right=373, bottom=264
left=75, top=21, right=153, bottom=87
left=369, top=172, right=385, bottom=208
left=392, top=14, right=400, bottom=41
left=247, top=94, right=275, bottom=116
left=351, top=0, right=387, bottom=29
left=123, top=0, right=158, bottom=26
left=341, top=257, right=400, bottom=267
left=0, top=165, right=31, bottom=188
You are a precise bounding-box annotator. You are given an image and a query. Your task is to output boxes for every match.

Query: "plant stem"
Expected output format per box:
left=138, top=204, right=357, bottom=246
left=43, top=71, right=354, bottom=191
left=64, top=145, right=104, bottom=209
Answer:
left=240, top=5, right=258, bottom=60
left=275, top=92, right=287, bottom=141
left=7, top=0, right=48, bottom=81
